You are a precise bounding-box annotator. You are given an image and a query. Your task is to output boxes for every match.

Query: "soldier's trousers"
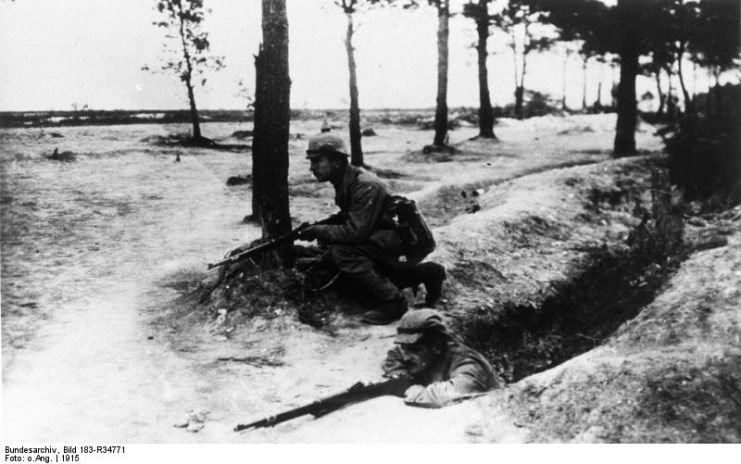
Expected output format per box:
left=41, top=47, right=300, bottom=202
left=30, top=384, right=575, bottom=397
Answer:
left=327, top=242, right=403, bottom=303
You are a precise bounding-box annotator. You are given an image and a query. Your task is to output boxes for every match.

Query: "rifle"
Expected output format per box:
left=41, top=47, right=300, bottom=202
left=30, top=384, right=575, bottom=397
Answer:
left=234, top=376, right=412, bottom=432
left=208, top=222, right=312, bottom=271
left=208, top=214, right=344, bottom=271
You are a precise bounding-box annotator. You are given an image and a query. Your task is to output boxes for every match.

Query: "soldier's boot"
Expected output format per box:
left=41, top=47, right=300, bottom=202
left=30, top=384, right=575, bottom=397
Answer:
left=358, top=276, right=408, bottom=326
left=389, top=262, right=446, bottom=307
left=416, top=262, right=446, bottom=306
left=360, top=296, right=408, bottom=325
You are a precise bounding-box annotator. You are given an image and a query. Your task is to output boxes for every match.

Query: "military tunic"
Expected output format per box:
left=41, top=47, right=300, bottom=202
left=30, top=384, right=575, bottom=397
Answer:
left=310, top=164, right=400, bottom=249
left=381, top=341, right=500, bottom=408
left=310, top=164, right=404, bottom=302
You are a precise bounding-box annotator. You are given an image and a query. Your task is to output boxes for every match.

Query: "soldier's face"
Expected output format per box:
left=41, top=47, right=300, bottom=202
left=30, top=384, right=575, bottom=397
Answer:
left=399, top=342, right=436, bottom=375
left=309, top=155, right=337, bottom=182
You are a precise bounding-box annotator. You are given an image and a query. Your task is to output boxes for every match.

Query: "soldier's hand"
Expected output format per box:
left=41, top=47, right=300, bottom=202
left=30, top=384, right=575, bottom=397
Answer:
left=403, top=384, right=425, bottom=402
left=298, top=225, right=319, bottom=241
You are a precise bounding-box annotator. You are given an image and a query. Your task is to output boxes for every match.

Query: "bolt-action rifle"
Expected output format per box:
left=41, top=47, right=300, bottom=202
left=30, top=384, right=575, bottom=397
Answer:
left=234, top=376, right=412, bottom=432
left=208, top=216, right=337, bottom=271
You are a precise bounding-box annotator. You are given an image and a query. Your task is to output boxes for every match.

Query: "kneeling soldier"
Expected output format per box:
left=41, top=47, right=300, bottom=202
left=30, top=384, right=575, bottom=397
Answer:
left=299, top=132, right=445, bottom=325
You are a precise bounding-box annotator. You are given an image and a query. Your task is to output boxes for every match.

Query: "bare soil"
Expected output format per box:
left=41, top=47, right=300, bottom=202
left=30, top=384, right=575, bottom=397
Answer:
left=2, top=114, right=738, bottom=443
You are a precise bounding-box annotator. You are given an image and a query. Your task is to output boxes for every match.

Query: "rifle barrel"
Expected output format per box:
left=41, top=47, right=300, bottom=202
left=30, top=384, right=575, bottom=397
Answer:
left=233, top=377, right=411, bottom=432
left=207, top=229, right=299, bottom=270
left=234, top=401, right=321, bottom=432
left=208, top=221, right=328, bottom=271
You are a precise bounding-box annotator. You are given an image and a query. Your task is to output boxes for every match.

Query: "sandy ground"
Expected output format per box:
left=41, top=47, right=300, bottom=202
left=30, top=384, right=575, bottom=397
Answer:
left=5, top=113, right=729, bottom=445
left=1, top=127, right=255, bottom=441
left=469, top=228, right=741, bottom=443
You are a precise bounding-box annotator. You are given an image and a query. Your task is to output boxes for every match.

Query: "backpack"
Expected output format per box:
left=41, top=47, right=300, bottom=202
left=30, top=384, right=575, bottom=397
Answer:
left=389, top=195, right=436, bottom=263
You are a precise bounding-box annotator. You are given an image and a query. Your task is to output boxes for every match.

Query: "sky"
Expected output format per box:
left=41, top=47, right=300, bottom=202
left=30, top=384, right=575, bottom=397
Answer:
left=0, top=0, right=725, bottom=112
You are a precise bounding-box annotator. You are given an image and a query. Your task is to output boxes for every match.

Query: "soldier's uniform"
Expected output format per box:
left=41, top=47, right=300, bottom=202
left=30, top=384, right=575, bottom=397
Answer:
left=302, top=133, right=445, bottom=325
left=381, top=309, right=500, bottom=407
left=310, top=162, right=405, bottom=302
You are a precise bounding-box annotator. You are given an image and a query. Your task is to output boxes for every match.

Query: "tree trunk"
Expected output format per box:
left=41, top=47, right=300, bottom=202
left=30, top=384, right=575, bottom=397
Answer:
left=713, top=69, right=723, bottom=116
left=595, top=60, right=608, bottom=109
left=514, top=24, right=530, bottom=120
left=344, top=10, right=364, bottom=166
left=561, top=51, right=568, bottom=111
left=251, top=50, right=264, bottom=222
left=665, top=65, right=676, bottom=118
left=433, top=0, right=449, bottom=147
left=613, top=48, right=639, bottom=157
left=676, top=45, right=693, bottom=114
left=252, top=0, right=293, bottom=266
left=705, top=69, right=713, bottom=116
left=176, top=6, right=202, bottom=140
left=185, top=79, right=202, bottom=140
left=582, top=57, right=588, bottom=110
left=475, top=0, right=496, bottom=139
left=610, top=63, right=618, bottom=108
left=514, top=86, right=524, bottom=119
left=654, top=70, right=665, bottom=115
left=520, top=21, right=534, bottom=118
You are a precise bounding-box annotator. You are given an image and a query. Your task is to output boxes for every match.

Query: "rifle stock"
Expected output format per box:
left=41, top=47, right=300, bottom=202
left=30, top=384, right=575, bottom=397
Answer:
left=234, top=376, right=411, bottom=432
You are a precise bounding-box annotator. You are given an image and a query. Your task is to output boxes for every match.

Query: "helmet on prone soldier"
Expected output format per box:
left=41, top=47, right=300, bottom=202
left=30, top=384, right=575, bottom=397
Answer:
left=394, top=309, right=451, bottom=345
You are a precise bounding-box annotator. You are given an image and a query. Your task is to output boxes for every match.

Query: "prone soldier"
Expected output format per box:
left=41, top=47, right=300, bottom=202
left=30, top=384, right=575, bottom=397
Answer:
left=382, top=309, right=501, bottom=407
left=234, top=308, right=500, bottom=432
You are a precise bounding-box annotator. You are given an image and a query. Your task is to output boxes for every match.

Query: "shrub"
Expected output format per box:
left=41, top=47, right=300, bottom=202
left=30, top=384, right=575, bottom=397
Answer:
left=661, top=112, right=741, bottom=207
left=500, top=90, right=561, bottom=119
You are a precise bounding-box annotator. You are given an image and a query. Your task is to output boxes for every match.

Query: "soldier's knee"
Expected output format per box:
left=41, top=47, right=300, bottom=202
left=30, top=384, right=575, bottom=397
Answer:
left=328, top=244, right=373, bottom=274
left=327, top=244, right=358, bottom=264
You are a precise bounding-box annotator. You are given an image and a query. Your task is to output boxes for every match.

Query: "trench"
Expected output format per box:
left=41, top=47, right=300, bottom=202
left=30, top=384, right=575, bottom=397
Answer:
left=455, top=172, right=688, bottom=383
left=190, top=163, right=691, bottom=388
left=420, top=159, right=604, bottom=228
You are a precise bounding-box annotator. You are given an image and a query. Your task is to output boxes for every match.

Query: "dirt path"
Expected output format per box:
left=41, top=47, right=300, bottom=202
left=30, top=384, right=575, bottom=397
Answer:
left=2, top=115, right=666, bottom=443
left=2, top=139, right=258, bottom=442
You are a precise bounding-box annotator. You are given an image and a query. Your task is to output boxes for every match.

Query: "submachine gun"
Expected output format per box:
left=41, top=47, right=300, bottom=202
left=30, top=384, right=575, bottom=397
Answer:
left=234, top=376, right=412, bottom=432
